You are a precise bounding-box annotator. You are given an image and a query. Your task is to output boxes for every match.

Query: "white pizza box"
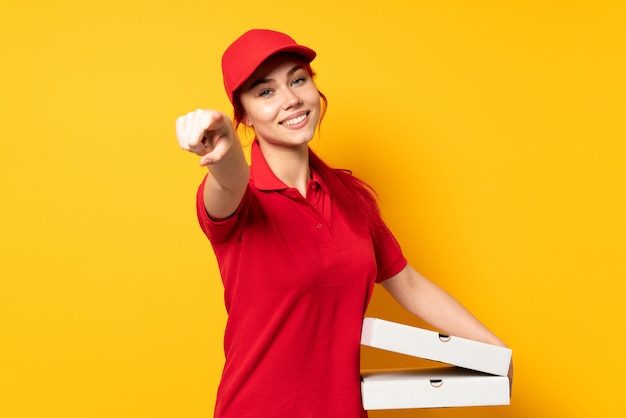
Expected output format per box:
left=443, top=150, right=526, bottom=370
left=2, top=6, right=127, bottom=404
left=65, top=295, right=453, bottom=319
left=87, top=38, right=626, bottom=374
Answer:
left=361, top=367, right=510, bottom=410
left=361, top=318, right=511, bottom=376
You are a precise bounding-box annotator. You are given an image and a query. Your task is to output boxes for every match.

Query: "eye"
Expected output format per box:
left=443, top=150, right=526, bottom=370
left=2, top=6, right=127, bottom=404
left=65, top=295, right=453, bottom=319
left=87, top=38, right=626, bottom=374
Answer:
left=291, top=76, right=306, bottom=87
left=258, top=88, right=273, bottom=97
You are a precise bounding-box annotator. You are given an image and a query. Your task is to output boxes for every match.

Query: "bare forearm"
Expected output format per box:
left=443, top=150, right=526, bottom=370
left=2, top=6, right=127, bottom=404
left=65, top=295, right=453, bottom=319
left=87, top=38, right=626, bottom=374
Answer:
left=382, top=265, right=508, bottom=347
left=203, top=142, right=250, bottom=219
left=205, top=138, right=249, bottom=193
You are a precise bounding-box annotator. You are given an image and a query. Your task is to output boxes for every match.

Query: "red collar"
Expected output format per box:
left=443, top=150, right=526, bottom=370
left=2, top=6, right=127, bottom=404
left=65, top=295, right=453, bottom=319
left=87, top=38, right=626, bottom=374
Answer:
left=250, top=140, right=326, bottom=193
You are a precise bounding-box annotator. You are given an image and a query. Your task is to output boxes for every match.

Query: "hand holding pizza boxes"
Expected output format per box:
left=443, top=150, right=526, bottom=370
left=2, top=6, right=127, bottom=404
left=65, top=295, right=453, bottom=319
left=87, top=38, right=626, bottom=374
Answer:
left=360, top=318, right=512, bottom=410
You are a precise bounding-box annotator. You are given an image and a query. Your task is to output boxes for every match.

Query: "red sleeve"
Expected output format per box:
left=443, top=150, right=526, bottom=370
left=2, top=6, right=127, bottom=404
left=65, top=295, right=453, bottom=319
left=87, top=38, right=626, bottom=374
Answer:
left=373, top=222, right=408, bottom=283
left=196, top=174, right=251, bottom=245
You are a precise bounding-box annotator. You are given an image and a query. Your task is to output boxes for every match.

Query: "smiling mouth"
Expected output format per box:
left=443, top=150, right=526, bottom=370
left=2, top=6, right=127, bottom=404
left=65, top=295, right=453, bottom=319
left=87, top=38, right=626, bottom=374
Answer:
left=280, top=112, right=309, bottom=126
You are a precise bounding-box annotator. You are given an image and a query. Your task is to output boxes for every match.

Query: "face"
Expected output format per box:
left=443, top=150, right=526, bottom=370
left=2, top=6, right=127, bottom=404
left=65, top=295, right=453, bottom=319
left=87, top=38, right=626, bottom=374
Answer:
left=239, top=54, right=321, bottom=149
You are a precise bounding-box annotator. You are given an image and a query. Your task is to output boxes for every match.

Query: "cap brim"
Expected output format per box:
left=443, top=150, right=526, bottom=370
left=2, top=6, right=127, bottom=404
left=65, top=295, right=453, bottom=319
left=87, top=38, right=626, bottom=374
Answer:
left=232, top=45, right=317, bottom=96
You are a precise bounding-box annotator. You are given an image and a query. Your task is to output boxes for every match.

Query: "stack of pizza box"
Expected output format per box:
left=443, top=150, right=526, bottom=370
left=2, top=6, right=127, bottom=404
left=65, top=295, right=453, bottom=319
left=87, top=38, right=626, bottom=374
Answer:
left=360, top=318, right=512, bottom=410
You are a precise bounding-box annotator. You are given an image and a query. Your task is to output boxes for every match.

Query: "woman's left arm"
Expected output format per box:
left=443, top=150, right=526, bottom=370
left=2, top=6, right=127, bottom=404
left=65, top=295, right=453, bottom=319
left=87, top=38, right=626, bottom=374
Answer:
left=382, top=264, right=506, bottom=346
left=382, top=264, right=513, bottom=385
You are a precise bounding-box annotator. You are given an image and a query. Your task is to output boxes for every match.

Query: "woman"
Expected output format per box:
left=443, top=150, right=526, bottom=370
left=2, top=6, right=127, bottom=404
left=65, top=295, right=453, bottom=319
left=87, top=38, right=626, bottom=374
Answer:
left=176, top=29, right=511, bottom=418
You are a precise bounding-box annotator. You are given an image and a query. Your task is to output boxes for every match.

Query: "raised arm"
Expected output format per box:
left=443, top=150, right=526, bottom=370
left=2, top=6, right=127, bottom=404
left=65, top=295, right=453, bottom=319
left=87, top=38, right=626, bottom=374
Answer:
left=176, top=109, right=250, bottom=219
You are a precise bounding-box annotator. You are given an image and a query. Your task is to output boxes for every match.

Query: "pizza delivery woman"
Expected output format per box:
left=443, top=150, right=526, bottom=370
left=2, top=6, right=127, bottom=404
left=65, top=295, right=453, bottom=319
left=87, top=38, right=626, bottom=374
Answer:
left=175, top=29, right=512, bottom=418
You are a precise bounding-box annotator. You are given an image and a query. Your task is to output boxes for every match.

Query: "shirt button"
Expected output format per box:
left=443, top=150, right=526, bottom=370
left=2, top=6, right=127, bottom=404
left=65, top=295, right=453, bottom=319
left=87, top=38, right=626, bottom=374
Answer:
left=315, top=223, right=323, bottom=230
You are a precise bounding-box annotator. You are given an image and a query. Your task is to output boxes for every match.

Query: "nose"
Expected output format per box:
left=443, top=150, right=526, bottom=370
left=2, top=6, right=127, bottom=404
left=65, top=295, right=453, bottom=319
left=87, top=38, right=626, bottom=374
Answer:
left=281, top=88, right=302, bottom=110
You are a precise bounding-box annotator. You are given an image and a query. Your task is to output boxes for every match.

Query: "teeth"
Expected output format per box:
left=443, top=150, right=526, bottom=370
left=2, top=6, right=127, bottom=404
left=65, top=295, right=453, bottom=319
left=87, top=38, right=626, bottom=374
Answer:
left=283, top=113, right=307, bottom=126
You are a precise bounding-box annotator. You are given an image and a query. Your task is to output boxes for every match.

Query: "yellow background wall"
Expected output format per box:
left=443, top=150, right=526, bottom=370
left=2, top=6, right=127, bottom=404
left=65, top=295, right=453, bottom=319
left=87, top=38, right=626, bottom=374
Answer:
left=2, top=1, right=625, bottom=417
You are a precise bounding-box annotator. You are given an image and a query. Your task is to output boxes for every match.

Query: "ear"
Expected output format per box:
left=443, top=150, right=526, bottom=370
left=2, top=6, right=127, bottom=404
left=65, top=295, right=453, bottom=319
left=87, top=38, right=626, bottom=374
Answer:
left=242, top=114, right=253, bottom=127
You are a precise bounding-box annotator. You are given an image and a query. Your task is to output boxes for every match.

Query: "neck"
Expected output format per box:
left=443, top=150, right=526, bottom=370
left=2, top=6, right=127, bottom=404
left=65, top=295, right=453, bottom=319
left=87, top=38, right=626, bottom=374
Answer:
left=258, top=141, right=310, bottom=196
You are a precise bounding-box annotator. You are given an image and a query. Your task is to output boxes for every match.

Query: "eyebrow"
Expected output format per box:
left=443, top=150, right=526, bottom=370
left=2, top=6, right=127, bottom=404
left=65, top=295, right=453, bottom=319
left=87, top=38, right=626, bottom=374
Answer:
left=248, top=65, right=304, bottom=89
